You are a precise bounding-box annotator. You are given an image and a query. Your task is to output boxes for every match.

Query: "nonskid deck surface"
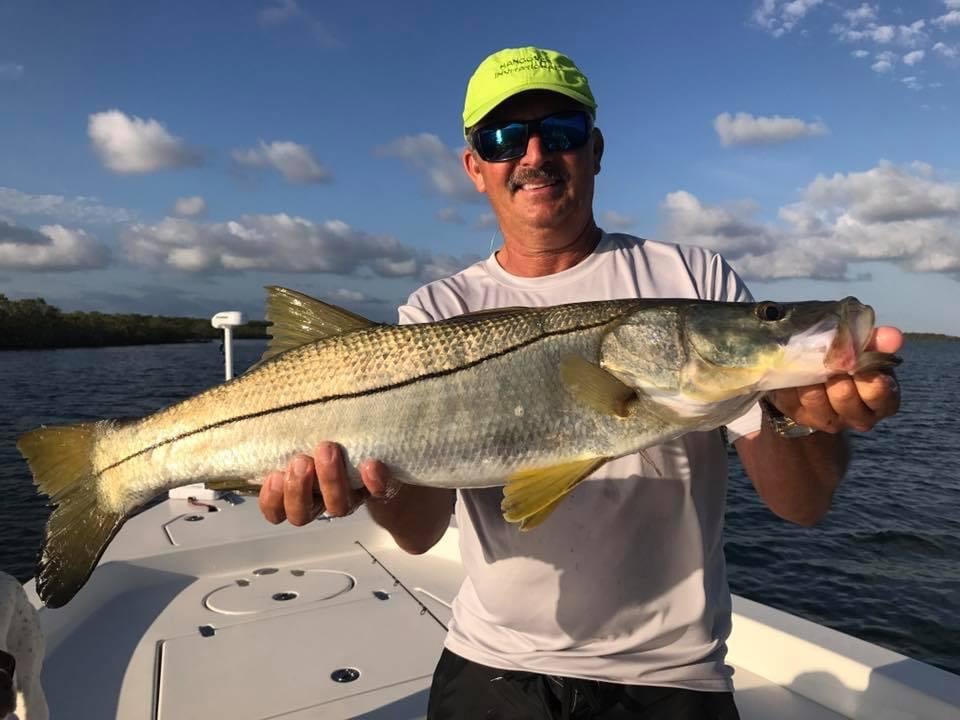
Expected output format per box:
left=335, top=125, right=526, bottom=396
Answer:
left=27, top=497, right=960, bottom=719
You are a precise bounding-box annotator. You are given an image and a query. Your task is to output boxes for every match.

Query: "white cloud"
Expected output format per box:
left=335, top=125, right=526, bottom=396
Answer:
left=871, top=58, right=894, bottom=73
left=713, top=112, right=828, bottom=146
left=661, top=192, right=776, bottom=259
left=377, top=133, right=478, bottom=202
left=835, top=19, right=926, bottom=47
left=660, top=161, right=960, bottom=280
left=258, top=0, right=342, bottom=47
left=258, top=0, right=300, bottom=24
left=474, top=213, right=497, bottom=230
left=0, top=222, right=110, bottom=271
left=946, top=0, right=960, bottom=9
left=173, top=196, right=206, bottom=217
left=437, top=207, right=464, bottom=224
left=0, top=62, right=24, bottom=79
left=121, top=214, right=472, bottom=281
left=901, top=76, right=923, bottom=91
left=934, top=10, right=960, bottom=28
left=844, top=3, right=877, bottom=25
left=232, top=140, right=331, bottom=184
left=903, top=50, right=925, bottom=66
left=752, top=0, right=824, bottom=37
left=326, top=288, right=374, bottom=304
left=933, top=42, right=959, bottom=59
left=852, top=49, right=870, bottom=58
left=601, top=210, right=635, bottom=229
left=88, top=110, right=201, bottom=174
left=0, top=186, right=135, bottom=224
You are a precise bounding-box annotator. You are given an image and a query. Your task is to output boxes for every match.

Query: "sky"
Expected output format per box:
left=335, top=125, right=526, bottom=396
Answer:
left=2, top=0, right=960, bottom=333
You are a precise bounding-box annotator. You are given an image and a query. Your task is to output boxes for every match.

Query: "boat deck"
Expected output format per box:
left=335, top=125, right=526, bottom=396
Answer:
left=28, top=495, right=960, bottom=719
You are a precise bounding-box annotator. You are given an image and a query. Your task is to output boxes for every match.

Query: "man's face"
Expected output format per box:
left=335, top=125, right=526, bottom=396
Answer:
left=462, top=91, right=603, bottom=234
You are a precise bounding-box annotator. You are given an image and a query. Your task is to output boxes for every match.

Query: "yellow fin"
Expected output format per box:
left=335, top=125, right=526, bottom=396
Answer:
left=257, top=286, right=377, bottom=366
left=519, top=494, right=568, bottom=530
left=560, top=355, right=636, bottom=418
left=501, top=457, right=606, bottom=530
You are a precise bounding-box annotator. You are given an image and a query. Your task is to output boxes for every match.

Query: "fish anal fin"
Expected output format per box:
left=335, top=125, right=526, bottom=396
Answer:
left=560, top=355, right=636, bottom=418
left=255, top=286, right=378, bottom=367
left=501, top=457, right=607, bottom=530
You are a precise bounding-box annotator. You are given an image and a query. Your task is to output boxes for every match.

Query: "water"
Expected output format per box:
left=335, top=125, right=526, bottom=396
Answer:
left=1, top=339, right=958, bottom=674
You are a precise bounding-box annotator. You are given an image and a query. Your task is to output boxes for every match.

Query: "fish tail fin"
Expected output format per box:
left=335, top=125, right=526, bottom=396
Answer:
left=17, top=422, right=126, bottom=608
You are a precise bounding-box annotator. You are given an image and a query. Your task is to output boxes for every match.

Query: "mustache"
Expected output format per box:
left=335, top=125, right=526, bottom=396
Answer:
left=509, top=166, right=566, bottom=192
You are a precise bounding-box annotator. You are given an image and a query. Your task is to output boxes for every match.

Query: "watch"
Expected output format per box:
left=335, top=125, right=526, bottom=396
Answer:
left=760, top=397, right=818, bottom=438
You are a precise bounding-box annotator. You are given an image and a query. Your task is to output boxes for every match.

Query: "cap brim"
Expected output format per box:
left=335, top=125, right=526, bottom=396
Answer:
left=463, top=82, right=597, bottom=133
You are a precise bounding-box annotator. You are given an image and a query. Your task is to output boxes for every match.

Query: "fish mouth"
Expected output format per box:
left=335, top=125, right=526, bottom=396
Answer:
left=824, top=298, right=875, bottom=373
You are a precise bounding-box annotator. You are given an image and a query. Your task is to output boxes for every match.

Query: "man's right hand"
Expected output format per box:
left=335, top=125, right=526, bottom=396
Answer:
left=258, top=442, right=391, bottom=526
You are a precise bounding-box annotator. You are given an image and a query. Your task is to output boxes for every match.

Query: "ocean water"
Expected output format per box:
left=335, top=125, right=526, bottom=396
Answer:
left=0, top=338, right=957, bottom=674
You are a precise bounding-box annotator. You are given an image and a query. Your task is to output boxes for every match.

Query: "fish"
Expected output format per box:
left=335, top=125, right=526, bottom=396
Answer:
left=17, top=287, right=900, bottom=608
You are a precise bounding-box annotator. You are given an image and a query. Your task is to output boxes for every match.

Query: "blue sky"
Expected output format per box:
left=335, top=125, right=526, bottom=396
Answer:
left=2, top=0, right=959, bottom=333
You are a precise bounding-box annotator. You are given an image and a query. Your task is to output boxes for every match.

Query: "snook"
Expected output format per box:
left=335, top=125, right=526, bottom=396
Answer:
left=18, top=288, right=898, bottom=608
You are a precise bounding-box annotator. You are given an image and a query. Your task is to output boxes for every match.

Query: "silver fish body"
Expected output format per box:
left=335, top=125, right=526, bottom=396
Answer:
left=18, top=290, right=897, bottom=607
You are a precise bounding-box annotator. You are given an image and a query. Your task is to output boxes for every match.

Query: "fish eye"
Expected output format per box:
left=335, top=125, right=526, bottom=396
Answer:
left=756, top=302, right=784, bottom=322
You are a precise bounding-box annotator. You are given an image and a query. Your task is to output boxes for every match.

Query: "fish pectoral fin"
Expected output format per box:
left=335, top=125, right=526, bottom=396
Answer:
left=254, top=286, right=378, bottom=367
left=854, top=351, right=903, bottom=373
left=501, top=457, right=607, bottom=530
left=203, top=478, right=262, bottom=496
left=560, top=355, right=636, bottom=418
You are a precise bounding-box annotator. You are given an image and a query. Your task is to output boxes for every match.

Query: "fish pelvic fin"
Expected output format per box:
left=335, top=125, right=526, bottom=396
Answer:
left=502, top=457, right=607, bottom=531
left=255, top=286, right=379, bottom=367
left=17, top=422, right=125, bottom=608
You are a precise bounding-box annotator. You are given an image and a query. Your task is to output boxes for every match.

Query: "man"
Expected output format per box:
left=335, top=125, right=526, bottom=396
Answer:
left=0, top=571, right=47, bottom=720
left=258, top=47, right=901, bottom=719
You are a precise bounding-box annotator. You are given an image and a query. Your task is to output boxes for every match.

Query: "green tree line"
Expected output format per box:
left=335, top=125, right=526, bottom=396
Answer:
left=0, top=294, right=269, bottom=350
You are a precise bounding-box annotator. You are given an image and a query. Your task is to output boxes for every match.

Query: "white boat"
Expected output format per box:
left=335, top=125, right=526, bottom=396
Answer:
left=20, top=313, right=960, bottom=719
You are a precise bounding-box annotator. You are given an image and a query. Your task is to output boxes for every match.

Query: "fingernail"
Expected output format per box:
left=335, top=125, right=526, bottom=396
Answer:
left=317, top=443, right=337, bottom=465
left=291, top=455, right=309, bottom=477
left=269, top=474, right=283, bottom=493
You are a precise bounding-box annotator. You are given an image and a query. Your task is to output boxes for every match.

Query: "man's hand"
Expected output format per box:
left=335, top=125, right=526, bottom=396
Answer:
left=768, top=326, right=903, bottom=434
left=256, top=442, right=454, bottom=555
left=258, top=442, right=392, bottom=526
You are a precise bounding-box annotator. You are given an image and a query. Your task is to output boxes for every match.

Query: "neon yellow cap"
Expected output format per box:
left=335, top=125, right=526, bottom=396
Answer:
left=462, top=47, right=597, bottom=136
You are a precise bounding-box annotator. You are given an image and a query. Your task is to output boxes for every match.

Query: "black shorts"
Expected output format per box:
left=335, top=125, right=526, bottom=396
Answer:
left=427, top=648, right=741, bottom=720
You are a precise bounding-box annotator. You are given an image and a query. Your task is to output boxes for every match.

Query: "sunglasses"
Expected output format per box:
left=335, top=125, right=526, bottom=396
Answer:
left=470, top=110, right=593, bottom=163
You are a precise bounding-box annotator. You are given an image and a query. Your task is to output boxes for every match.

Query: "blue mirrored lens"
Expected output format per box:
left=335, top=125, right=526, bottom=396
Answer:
left=475, top=111, right=590, bottom=162
left=540, top=113, right=589, bottom=152
left=476, top=123, right=526, bottom=162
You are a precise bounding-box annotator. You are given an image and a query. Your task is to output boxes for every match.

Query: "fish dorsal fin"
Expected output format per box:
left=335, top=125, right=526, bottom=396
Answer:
left=560, top=355, right=636, bottom=418
left=258, top=286, right=377, bottom=365
left=501, top=457, right=607, bottom=530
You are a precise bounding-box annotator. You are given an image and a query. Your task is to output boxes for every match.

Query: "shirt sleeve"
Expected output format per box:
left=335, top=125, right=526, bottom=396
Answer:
left=397, top=289, right=436, bottom=325
left=707, top=252, right=764, bottom=443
